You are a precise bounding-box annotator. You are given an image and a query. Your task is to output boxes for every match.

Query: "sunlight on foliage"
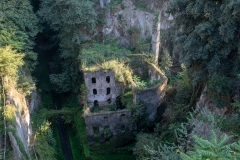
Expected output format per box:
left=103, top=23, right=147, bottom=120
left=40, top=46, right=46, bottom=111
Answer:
left=0, top=46, right=24, bottom=77
left=3, top=105, right=16, bottom=125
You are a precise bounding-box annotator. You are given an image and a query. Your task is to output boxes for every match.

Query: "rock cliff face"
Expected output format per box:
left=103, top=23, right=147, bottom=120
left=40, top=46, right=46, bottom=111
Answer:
left=97, top=0, right=173, bottom=60
left=6, top=83, right=40, bottom=159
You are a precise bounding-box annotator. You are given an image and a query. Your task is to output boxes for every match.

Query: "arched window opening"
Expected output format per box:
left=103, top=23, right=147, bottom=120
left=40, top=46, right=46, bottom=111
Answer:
left=106, top=76, right=110, bottom=83
left=93, top=100, right=99, bottom=112
left=107, top=98, right=112, bottom=104
left=93, top=89, right=97, bottom=95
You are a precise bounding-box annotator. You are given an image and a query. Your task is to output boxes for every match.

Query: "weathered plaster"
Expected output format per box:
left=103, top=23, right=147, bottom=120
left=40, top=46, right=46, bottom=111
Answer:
left=83, top=70, right=124, bottom=107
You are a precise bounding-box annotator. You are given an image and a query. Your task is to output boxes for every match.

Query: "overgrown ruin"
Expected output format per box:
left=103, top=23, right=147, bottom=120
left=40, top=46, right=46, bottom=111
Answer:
left=81, top=44, right=167, bottom=145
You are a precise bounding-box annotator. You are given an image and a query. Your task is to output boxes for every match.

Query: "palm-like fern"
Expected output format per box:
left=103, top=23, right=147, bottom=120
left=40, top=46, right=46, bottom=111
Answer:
left=180, top=130, right=240, bottom=160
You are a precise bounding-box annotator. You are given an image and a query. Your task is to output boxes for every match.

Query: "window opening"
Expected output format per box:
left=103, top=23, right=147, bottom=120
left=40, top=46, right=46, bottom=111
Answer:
left=104, top=116, right=108, bottom=120
left=106, top=88, right=111, bottom=95
left=93, top=100, right=99, bottom=112
left=93, top=89, right=97, bottom=95
left=120, top=114, right=125, bottom=120
left=92, top=77, right=96, bottom=83
left=106, top=76, right=110, bottom=83
left=121, top=114, right=125, bottom=117
left=120, top=125, right=125, bottom=132
left=107, top=98, right=112, bottom=104
left=93, top=127, right=99, bottom=134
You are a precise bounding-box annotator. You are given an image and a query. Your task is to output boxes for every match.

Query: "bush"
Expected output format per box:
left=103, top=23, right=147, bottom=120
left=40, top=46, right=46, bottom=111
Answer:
left=208, top=73, right=233, bottom=108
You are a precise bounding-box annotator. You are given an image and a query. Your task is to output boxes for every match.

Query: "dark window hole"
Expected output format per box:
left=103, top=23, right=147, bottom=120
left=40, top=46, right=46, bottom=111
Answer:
left=106, top=87, right=111, bottom=95
left=93, top=89, right=97, bottom=95
left=92, top=77, right=96, bottom=83
left=106, top=76, right=110, bottom=83
left=93, top=127, right=99, bottom=134
left=104, top=116, right=108, bottom=120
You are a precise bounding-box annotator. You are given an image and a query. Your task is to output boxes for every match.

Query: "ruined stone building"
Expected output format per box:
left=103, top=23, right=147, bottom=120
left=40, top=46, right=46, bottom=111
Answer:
left=81, top=44, right=167, bottom=145
left=84, top=70, right=124, bottom=110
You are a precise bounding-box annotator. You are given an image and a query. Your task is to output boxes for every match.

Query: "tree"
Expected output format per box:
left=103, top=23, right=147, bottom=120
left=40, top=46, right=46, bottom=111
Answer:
left=38, top=0, right=97, bottom=92
left=38, top=0, right=97, bottom=57
left=0, top=46, right=24, bottom=77
left=0, top=0, right=39, bottom=72
left=167, top=0, right=240, bottom=87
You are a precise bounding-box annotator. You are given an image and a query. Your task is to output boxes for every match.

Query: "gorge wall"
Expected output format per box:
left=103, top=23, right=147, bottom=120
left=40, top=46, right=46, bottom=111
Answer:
left=5, top=78, right=40, bottom=160
left=95, top=0, right=173, bottom=61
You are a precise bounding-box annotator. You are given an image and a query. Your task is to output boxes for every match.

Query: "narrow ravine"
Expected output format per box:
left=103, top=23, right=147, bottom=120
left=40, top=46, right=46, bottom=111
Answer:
left=53, top=94, right=73, bottom=160
left=34, top=33, right=74, bottom=160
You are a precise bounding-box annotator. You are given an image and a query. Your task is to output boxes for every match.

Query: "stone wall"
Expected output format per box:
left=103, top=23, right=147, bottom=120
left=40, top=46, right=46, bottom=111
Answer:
left=83, top=70, right=124, bottom=107
left=133, top=63, right=168, bottom=121
left=84, top=110, right=132, bottom=145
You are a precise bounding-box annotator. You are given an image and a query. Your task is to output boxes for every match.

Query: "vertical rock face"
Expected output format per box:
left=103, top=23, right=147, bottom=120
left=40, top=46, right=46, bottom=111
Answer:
left=98, top=0, right=173, bottom=55
left=100, top=0, right=111, bottom=7
left=6, top=86, right=40, bottom=159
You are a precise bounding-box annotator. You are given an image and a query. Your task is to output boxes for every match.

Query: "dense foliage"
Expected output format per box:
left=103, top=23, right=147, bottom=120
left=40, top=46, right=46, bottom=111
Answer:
left=38, top=0, right=97, bottom=93
left=0, top=0, right=39, bottom=72
left=167, top=0, right=240, bottom=82
left=167, top=0, right=240, bottom=107
left=2, top=0, right=240, bottom=159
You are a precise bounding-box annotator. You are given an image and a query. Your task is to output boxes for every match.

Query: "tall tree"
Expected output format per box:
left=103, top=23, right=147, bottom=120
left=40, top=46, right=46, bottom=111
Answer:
left=0, top=0, right=39, bottom=72
left=38, top=0, right=97, bottom=93
left=167, top=0, right=240, bottom=85
left=0, top=46, right=24, bottom=77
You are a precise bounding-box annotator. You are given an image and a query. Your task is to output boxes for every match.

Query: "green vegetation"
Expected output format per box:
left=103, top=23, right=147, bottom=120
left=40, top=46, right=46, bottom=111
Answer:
left=81, top=43, right=133, bottom=85
left=81, top=43, right=131, bottom=68
left=180, top=131, right=240, bottom=160
left=0, top=46, right=24, bottom=77
left=132, top=75, right=161, bottom=90
left=167, top=0, right=239, bottom=91
left=106, top=0, right=123, bottom=9
left=0, top=0, right=39, bottom=72
left=33, top=121, right=57, bottom=160
left=135, top=1, right=153, bottom=13
left=38, top=0, right=97, bottom=93
left=1, top=0, right=240, bottom=160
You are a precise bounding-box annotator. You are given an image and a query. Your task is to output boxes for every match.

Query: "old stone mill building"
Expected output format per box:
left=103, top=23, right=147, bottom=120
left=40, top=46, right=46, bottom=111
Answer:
left=81, top=44, right=167, bottom=145
left=84, top=70, right=124, bottom=108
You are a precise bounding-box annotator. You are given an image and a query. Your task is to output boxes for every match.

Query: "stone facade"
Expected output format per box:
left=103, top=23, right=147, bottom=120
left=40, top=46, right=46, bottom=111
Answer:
left=83, top=70, right=124, bottom=107
left=83, top=58, right=167, bottom=144
left=84, top=110, right=132, bottom=145
left=132, top=63, right=168, bottom=121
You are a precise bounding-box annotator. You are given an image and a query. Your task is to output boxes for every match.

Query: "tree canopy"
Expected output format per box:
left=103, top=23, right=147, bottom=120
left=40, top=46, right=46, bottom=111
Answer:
left=167, top=0, right=240, bottom=85
left=0, top=46, right=24, bottom=77
left=38, top=0, right=97, bottom=93
left=0, top=0, right=39, bottom=72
